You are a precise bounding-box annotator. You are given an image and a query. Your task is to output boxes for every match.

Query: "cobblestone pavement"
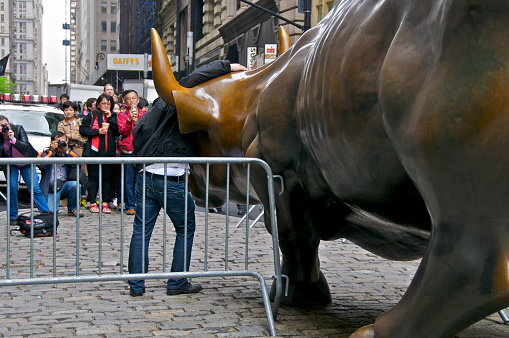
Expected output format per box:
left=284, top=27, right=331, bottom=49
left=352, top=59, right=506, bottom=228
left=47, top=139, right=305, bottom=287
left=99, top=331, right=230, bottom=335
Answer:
left=0, top=207, right=507, bottom=337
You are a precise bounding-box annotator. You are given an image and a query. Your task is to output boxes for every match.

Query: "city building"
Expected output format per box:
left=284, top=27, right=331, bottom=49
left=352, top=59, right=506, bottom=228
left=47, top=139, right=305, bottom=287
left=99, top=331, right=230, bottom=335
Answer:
left=75, top=0, right=120, bottom=85
left=157, top=0, right=335, bottom=79
left=3, top=0, right=46, bottom=95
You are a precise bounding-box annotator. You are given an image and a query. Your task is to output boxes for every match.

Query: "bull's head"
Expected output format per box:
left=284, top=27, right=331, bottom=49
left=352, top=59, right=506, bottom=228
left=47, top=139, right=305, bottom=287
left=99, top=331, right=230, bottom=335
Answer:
left=150, top=27, right=295, bottom=207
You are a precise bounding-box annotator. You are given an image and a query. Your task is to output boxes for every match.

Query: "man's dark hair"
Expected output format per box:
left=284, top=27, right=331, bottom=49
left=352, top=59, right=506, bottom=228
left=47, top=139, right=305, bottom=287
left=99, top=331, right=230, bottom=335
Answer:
left=138, top=97, right=149, bottom=109
left=122, top=89, right=138, bottom=98
left=85, top=97, right=96, bottom=110
left=0, top=115, right=9, bottom=123
left=62, top=101, right=78, bottom=111
left=51, top=131, right=66, bottom=141
left=59, top=93, right=69, bottom=100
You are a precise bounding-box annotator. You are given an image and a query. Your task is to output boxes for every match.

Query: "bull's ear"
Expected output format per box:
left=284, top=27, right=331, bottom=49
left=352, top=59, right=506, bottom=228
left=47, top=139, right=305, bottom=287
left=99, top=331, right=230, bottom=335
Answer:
left=151, top=28, right=188, bottom=107
left=173, top=90, right=213, bottom=134
left=278, top=26, right=292, bottom=55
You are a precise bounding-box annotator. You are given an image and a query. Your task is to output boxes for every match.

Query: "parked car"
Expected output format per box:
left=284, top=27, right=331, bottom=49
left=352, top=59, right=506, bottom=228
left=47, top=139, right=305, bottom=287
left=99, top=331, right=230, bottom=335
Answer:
left=0, top=103, right=65, bottom=185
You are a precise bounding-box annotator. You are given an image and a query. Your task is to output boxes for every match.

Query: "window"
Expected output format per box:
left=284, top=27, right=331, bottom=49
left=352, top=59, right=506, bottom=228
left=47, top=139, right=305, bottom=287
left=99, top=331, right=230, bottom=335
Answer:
left=0, top=14, right=4, bottom=22
left=0, top=3, right=4, bottom=11
left=111, top=21, right=116, bottom=33
left=111, top=3, right=117, bottom=14
left=19, top=43, right=26, bottom=54
left=101, top=2, right=107, bottom=13
left=101, top=40, right=107, bottom=51
left=20, top=63, right=27, bottom=74
left=101, top=21, right=107, bottom=32
left=110, top=40, right=116, bottom=51
left=0, top=26, right=4, bottom=33
left=1, top=38, right=4, bottom=46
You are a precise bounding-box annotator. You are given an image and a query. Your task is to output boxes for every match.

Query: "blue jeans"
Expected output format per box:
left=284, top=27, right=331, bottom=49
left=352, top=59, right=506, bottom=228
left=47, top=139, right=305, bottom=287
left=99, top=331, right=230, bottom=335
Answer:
left=48, top=181, right=80, bottom=213
left=120, top=152, right=136, bottom=209
left=6, top=164, right=49, bottom=220
left=128, top=174, right=196, bottom=292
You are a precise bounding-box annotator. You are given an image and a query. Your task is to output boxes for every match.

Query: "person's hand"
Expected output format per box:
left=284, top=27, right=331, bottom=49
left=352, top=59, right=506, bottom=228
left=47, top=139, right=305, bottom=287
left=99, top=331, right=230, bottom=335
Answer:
left=66, top=133, right=72, bottom=140
left=49, top=140, right=58, bottom=151
left=104, top=111, right=111, bottom=119
left=230, top=63, right=248, bottom=72
left=7, top=129, right=14, bottom=141
left=98, top=127, right=107, bottom=135
left=129, top=109, right=138, bottom=123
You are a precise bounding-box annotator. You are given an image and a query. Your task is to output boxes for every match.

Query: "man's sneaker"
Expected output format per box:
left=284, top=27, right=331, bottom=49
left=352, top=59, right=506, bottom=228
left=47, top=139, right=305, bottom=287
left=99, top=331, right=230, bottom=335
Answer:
left=126, top=209, right=135, bottom=215
left=9, top=218, right=17, bottom=226
left=129, top=287, right=146, bottom=297
left=166, top=283, right=203, bottom=295
left=68, top=209, right=84, bottom=217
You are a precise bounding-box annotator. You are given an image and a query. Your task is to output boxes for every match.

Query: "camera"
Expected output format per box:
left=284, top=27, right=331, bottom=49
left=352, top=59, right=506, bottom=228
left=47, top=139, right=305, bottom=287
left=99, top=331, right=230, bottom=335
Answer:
left=1, top=124, right=9, bottom=133
left=57, top=140, right=67, bottom=149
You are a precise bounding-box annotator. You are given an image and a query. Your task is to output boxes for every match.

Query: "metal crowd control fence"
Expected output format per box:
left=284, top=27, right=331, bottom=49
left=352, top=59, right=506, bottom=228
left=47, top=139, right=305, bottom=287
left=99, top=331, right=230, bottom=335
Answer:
left=0, top=157, right=283, bottom=336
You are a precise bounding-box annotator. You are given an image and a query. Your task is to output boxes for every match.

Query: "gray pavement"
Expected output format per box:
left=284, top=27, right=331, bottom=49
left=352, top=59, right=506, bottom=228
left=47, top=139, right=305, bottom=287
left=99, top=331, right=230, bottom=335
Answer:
left=0, top=206, right=508, bottom=337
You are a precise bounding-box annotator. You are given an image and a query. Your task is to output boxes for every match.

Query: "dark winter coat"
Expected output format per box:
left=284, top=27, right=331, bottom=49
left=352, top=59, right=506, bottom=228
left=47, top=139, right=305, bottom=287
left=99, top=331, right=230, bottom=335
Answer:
left=79, top=110, right=119, bottom=157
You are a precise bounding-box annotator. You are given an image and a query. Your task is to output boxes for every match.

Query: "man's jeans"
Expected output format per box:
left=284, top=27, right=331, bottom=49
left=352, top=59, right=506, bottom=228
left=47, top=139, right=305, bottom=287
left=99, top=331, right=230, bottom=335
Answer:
left=48, top=181, right=80, bottom=213
left=128, top=174, right=196, bottom=292
left=7, top=164, right=49, bottom=220
left=120, top=152, right=136, bottom=209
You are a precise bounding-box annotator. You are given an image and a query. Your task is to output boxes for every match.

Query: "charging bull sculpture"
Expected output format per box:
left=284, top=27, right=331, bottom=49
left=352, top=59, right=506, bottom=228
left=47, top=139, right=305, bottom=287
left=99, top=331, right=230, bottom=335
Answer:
left=151, top=0, right=509, bottom=336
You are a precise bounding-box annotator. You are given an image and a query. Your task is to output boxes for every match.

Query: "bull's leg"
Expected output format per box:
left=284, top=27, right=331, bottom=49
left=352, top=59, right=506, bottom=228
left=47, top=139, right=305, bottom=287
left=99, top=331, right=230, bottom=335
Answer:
left=252, top=167, right=332, bottom=306
left=351, top=212, right=509, bottom=338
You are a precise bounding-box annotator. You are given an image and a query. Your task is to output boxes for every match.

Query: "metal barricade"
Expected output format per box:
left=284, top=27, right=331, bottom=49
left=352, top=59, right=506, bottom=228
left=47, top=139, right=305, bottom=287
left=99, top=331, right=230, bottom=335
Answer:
left=0, top=156, right=283, bottom=336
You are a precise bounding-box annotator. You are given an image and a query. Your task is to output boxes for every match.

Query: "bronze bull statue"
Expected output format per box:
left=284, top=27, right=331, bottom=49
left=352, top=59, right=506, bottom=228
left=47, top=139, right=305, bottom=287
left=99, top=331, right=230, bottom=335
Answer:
left=150, top=0, right=509, bottom=336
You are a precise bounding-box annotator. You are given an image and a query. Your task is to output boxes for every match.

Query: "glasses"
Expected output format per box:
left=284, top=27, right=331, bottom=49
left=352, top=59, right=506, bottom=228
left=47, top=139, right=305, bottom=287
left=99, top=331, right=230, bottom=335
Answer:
left=100, top=101, right=110, bottom=106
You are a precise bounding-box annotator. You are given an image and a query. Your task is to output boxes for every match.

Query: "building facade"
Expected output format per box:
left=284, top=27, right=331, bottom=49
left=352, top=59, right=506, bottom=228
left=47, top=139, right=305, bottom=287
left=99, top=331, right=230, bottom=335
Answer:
left=159, top=0, right=336, bottom=78
left=5, top=0, right=45, bottom=95
left=75, top=0, right=120, bottom=85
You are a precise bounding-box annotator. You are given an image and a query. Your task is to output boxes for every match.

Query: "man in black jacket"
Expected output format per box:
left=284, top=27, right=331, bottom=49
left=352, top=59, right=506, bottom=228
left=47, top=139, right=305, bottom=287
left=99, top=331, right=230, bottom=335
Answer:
left=127, top=60, right=247, bottom=297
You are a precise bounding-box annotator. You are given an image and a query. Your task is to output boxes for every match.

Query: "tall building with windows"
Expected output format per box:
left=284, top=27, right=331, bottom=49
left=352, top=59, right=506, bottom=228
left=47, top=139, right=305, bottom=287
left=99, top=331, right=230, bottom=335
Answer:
left=75, top=0, right=119, bottom=84
left=0, top=1, right=12, bottom=79
left=6, top=0, right=45, bottom=95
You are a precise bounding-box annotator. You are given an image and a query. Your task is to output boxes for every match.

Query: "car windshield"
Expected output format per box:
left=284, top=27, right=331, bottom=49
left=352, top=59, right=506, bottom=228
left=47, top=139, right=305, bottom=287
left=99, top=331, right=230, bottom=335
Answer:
left=0, top=109, right=64, bottom=136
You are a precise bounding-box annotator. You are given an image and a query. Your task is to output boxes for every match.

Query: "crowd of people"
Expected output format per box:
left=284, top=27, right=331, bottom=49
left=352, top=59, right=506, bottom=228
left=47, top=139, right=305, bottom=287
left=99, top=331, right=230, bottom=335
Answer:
left=2, top=61, right=249, bottom=297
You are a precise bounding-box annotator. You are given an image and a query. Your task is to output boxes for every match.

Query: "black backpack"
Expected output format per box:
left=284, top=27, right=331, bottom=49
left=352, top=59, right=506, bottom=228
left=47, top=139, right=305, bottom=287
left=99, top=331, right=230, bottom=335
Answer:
left=11, top=212, right=59, bottom=237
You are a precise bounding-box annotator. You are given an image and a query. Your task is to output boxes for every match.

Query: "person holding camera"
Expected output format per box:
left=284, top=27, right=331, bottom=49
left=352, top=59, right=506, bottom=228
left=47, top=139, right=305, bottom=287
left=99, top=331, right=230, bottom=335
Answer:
left=0, top=115, right=50, bottom=225
left=117, top=90, right=145, bottom=215
left=38, top=131, right=83, bottom=217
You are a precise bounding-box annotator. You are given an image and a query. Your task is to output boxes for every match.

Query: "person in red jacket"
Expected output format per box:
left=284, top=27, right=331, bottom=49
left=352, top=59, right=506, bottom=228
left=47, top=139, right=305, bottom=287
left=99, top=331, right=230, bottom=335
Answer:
left=117, top=90, right=145, bottom=215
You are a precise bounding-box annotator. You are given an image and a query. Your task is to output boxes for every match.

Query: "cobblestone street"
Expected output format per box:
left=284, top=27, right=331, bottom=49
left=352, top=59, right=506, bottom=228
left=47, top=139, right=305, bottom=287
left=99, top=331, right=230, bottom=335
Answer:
left=0, top=207, right=507, bottom=337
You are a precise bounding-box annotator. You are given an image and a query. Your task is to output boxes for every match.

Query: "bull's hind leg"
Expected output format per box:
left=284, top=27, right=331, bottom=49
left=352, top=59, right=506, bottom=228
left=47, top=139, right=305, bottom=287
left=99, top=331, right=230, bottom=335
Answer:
left=352, top=211, right=509, bottom=338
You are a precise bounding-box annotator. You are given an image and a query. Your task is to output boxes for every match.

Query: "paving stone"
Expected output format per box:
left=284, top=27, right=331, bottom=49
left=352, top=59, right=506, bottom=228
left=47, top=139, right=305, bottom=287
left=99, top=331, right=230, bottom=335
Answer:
left=0, top=209, right=507, bottom=337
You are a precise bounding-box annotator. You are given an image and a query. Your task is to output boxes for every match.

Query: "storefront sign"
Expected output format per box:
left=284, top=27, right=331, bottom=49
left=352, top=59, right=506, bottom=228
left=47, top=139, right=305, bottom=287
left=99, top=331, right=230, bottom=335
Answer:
left=264, top=44, right=277, bottom=64
left=106, top=54, right=171, bottom=71
left=247, top=47, right=257, bottom=70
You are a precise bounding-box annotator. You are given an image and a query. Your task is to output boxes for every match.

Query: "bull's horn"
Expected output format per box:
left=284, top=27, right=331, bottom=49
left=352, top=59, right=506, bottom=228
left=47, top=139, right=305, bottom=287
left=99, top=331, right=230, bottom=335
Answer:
left=151, top=28, right=188, bottom=107
left=278, top=26, right=292, bottom=55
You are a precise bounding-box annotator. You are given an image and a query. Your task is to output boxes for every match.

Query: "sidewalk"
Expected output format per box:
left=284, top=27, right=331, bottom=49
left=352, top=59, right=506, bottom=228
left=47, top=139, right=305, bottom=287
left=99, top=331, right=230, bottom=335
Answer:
left=0, top=207, right=507, bottom=337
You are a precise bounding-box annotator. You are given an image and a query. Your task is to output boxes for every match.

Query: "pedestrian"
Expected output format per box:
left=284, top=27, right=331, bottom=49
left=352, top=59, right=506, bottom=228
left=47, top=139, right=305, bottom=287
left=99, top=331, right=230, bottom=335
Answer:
left=80, top=97, right=97, bottom=119
left=127, top=60, right=248, bottom=297
left=56, top=93, right=69, bottom=110
left=0, top=115, right=50, bottom=224
left=79, top=93, right=119, bottom=214
left=38, top=131, right=84, bottom=217
left=57, top=101, right=88, bottom=157
left=117, top=89, right=145, bottom=215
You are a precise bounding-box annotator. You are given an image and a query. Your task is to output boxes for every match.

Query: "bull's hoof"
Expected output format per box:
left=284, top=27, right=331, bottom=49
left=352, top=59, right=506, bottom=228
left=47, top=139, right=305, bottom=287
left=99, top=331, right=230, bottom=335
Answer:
left=350, top=325, right=375, bottom=338
left=269, top=271, right=332, bottom=306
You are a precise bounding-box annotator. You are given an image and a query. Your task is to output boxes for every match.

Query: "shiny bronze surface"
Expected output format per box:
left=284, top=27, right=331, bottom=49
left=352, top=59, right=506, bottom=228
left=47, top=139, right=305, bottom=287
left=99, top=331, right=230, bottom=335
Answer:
left=151, top=1, right=509, bottom=336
